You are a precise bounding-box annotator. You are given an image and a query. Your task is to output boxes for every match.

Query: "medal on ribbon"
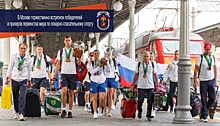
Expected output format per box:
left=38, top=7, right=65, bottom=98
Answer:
left=142, top=61, right=148, bottom=78
left=65, top=48, right=72, bottom=62
left=18, top=57, right=25, bottom=71
left=203, top=54, right=212, bottom=70
left=36, top=56, right=42, bottom=69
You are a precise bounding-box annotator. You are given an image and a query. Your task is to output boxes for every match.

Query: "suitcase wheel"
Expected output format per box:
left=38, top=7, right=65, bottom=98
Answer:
left=123, top=113, right=126, bottom=118
left=133, top=113, right=135, bottom=119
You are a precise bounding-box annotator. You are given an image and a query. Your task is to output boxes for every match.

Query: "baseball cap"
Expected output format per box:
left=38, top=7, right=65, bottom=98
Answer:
left=204, top=42, right=212, bottom=50
left=89, top=52, right=94, bottom=57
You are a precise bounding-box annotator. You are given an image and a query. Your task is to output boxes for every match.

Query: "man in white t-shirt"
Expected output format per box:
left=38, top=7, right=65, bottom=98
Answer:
left=131, top=51, right=158, bottom=121
left=194, top=42, right=219, bottom=122
left=87, top=50, right=107, bottom=119
left=31, top=45, right=52, bottom=112
left=53, top=35, right=81, bottom=118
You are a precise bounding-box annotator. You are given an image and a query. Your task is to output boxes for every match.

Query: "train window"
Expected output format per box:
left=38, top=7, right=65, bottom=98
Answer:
left=135, top=38, right=141, bottom=48
left=162, top=40, right=203, bottom=54
left=141, top=34, right=150, bottom=46
left=151, top=42, right=157, bottom=54
left=124, top=44, right=129, bottom=53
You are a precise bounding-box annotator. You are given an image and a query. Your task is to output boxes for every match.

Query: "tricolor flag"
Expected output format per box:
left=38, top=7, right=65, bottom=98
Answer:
left=116, top=53, right=137, bottom=87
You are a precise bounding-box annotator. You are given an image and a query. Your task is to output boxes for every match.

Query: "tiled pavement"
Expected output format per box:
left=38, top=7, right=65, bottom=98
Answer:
left=1, top=99, right=220, bottom=126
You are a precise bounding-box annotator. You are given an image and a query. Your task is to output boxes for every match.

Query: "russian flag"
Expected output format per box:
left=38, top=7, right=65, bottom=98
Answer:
left=116, top=53, right=137, bottom=87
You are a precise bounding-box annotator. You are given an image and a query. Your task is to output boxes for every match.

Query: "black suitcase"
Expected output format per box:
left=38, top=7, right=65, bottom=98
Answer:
left=209, top=87, right=219, bottom=119
left=76, top=84, right=85, bottom=106
left=24, top=88, right=41, bottom=117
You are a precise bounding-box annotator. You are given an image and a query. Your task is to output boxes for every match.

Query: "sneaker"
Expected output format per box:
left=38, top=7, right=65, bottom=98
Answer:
left=137, top=112, right=142, bottom=119
left=151, top=110, right=156, bottom=117
left=14, top=113, right=19, bottom=119
left=41, top=105, right=44, bottom=113
left=107, top=112, right=112, bottom=117
left=19, top=114, right=25, bottom=121
left=98, top=108, right=102, bottom=116
left=84, top=105, right=88, bottom=111
left=68, top=112, right=73, bottom=118
left=88, top=106, right=92, bottom=113
left=93, top=112, right=98, bottom=119
left=111, top=104, right=116, bottom=110
left=60, top=110, right=67, bottom=118
left=147, top=117, right=152, bottom=121
left=203, top=118, right=208, bottom=122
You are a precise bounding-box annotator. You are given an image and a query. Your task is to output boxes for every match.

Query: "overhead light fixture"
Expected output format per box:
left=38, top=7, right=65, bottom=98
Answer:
left=113, top=0, right=123, bottom=11
left=13, top=0, right=22, bottom=9
left=89, top=32, right=95, bottom=39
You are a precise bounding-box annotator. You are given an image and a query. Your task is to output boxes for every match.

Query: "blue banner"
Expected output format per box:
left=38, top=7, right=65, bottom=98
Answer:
left=0, top=10, right=114, bottom=32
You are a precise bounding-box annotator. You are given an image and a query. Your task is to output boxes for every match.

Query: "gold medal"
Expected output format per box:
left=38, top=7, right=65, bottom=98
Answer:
left=66, top=59, right=71, bottom=62
left=18, top=67, right=23, bottom=71
left=143, top=75, right=147, bottom=78
left=36, top=65, right=41, bottom=69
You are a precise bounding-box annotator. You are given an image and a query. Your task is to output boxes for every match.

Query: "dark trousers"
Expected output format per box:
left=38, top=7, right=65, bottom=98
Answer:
left=137, top=88, right=154, bottom=117
left=168, top=81, right=178, bottom=110
left=200, top=79, right=216, bottom=117
left=12, top=79, right=27, bottom=115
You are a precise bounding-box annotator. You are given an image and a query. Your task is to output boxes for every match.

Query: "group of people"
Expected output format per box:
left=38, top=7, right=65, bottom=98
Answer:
left=5, top=35, right=120, bottom=121
left=4, top=33, right=219, bottom=123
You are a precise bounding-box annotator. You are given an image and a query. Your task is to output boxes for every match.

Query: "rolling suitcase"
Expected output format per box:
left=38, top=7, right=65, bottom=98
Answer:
left=77, top=84, right=85, bottom=106
left=153, top=92, right=163, bottom=110
left=120, top=99, right=137, bottom=119
left=44, top=89, right=62, bottom=115
left=209, top=87, right=219, bottom=119
left=1, top=85, right=12, bottom=109
left=24, top=88, right=41, bottom=117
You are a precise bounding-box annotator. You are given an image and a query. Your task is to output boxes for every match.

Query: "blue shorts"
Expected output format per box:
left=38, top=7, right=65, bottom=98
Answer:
left=114, top=81, right=120, bottom=88
left=105, top=78, right=116, bottom=88
left=90, top=81, right=106, bottom=94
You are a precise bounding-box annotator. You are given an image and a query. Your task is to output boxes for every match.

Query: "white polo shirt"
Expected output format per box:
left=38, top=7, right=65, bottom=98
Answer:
left=135, top=60, right=157, bottom=89
left=87, top=61, right=106, bottom=84
left=163, top=59, right=178, bottom=82
left=196, top=54, right=216, bottom=81
left=104, top=58, right=115, bottom=78
left=31, top=54, right=51, bottom=78
left=83, top=62, right=91, bottom=83
left=56, top=48, right=76, bottom=74
left=6, top=53, right=32, bottom=82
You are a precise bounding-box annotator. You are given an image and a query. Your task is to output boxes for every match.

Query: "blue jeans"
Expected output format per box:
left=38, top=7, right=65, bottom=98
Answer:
left=200, top=79, right=216, bottom=117
left=12, top=79, right=27, bottom=115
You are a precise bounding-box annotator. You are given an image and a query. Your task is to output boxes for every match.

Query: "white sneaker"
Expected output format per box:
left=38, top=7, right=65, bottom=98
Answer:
left=19, top=114, right=25, bottom=121
left=107, top=112, right=112, bottom=117
left=151, top=110, right=156, bottom=117
left=98, top=108, right=102, bottom=116
left=84, top=104, right=88, bottom=111
left=41, top=106, right=44, bottom=113
left=14, top=113, right=19, bottom=119
left=111, top=104, right=116, bottom=110
left=93, top=112, right=98, bottom=119
left=203, top=118, right=208, bottom=122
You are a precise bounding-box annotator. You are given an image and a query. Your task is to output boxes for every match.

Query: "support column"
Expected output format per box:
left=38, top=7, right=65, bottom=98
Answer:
left=95, top=33, right=100, bottom=50
left=31, top=36, right=35, bottom=55
left=19, top=35, right=23, bottom=43
left=108, top=33, right=113, bottom=47
left=2, top=0, right=12, bottom=86
left=87, top=40, right=91, bottom=53
left=173, top=0, right=194, bottom=124
left=26, top=35, right=30, bottom=55
left=191, top=7, right=195, bottom=31
left=128, top=0, right=136, bottom=60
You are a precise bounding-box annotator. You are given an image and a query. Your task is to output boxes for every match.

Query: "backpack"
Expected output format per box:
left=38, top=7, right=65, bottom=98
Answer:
left=33, top=55, right=49, bottom=70
left=198, top=54, right=215, bottom=78
left=138, top=61, right=154, bottom=73
left=60, top=49, right=87, bottom=82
